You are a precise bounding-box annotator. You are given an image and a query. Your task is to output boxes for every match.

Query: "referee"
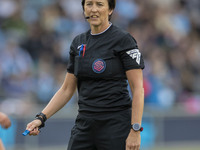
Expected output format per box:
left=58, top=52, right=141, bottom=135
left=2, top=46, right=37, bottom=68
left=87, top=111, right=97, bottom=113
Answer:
left=25, top=0, right=145, bottom=150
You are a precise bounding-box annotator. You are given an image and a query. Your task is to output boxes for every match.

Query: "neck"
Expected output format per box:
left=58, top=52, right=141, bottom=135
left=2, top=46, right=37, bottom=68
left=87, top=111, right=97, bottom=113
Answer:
left=91, top=22, right=111, bottom=34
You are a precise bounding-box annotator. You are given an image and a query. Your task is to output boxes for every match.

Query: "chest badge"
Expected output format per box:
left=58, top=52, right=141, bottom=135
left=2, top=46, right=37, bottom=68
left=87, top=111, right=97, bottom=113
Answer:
left=92, top=59, right=106, bottom=73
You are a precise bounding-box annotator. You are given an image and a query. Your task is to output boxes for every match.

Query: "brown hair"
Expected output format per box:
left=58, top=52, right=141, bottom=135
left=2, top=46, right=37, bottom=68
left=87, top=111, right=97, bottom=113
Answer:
left=81, top=0, right=116, bottom=20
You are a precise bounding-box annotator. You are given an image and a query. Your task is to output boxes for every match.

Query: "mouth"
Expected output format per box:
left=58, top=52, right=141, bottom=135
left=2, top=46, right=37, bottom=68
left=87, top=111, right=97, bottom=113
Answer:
left=90, top=15, right=99, bottom=19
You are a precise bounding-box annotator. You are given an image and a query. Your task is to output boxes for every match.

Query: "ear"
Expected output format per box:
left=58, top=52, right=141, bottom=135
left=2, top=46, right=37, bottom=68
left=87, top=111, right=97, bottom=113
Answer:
left=109, top=9, right=113, bottom=16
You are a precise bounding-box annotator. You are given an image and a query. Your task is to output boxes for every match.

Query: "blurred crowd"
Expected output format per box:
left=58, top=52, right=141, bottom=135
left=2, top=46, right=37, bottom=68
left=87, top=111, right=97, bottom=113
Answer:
left=0, top=0, right=200, bottom=115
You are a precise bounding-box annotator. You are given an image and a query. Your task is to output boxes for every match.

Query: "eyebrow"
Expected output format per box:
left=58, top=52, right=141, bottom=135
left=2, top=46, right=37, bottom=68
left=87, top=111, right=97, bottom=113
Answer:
left=97, top=2, right=104, bottom=4
left=86, top=0, right=105, bottom=3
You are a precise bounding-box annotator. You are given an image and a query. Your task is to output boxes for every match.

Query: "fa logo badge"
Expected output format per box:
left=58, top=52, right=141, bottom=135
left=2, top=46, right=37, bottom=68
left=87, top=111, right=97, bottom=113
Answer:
left=126, top=49, right=141, bottom=65
left=92, top=59, right=106, bottom=73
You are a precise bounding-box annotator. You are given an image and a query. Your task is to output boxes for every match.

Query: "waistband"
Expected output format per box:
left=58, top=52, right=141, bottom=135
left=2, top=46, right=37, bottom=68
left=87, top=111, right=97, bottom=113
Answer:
left=78, top=108, right=131, bottom=119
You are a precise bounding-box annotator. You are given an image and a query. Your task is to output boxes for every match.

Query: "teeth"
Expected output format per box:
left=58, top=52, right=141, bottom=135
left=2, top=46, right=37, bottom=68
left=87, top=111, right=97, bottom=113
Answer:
left=92, top=16, right=98, bottom=18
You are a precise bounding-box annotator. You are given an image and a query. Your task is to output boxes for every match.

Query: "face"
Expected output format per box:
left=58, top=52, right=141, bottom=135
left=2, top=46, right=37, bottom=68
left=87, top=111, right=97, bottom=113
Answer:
left=84, top=0, right=113, bottom=28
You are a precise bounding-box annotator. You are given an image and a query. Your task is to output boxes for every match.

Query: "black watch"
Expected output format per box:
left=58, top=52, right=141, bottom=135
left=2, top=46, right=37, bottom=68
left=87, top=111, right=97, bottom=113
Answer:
left=132, top=123, right=143, bottom=132
left=36, top=112, right=47, bottom=122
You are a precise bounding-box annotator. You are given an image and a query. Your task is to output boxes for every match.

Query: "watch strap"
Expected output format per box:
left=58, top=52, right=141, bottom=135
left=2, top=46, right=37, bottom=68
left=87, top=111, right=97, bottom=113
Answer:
left=36, top=112, right=47, bottom=122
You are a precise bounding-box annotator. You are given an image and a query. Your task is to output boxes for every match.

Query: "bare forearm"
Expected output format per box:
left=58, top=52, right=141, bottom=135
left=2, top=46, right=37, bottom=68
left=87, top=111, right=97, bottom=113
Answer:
left=0, top=139, right=5, bottom=150
left=131, top=87, right=144, bottom=125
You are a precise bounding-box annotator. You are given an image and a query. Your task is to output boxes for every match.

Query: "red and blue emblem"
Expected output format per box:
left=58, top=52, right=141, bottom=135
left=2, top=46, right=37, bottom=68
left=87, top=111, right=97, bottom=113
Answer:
left=92, top=59, right=106, bottom=73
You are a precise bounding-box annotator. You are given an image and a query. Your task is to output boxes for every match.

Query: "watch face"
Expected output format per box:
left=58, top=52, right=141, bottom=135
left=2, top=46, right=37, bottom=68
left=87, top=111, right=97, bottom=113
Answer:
left=133, top=123, right=140, bottom=131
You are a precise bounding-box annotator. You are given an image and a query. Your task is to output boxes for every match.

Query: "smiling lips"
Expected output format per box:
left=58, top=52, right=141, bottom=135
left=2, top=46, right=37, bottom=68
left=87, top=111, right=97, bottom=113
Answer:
left=91, top=15, right=98, bottom=18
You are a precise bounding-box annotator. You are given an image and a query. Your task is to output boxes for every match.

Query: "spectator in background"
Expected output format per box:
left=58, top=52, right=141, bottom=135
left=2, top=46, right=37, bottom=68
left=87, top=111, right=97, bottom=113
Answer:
left=115, top=0, right=139, bottom=28
left=0, top=112, right=11, bottom=150
left=0, top=38, right=34, bottom=98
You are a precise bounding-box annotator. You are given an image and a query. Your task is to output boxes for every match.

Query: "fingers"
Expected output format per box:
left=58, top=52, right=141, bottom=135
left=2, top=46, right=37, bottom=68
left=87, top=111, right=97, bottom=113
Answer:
left=29, top=128, right=40, bottom=136
left=126, top=140, right=140, bottom=150
left=126, top=145, right=140, bottom=150
left=26, top=120, right=42, bottom=136
left=126, top=142, right=140, bottom=150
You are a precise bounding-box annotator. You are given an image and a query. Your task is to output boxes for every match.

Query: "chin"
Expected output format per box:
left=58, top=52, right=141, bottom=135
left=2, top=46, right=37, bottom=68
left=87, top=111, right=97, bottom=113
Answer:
left=92, top=23, right=100, bottom=26
left=89, top=21, right=101, bottom=26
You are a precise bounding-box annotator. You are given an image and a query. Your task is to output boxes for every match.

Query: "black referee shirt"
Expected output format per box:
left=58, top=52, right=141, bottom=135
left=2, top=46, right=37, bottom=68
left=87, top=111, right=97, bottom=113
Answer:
left=67, top=24, right=144, bottom=114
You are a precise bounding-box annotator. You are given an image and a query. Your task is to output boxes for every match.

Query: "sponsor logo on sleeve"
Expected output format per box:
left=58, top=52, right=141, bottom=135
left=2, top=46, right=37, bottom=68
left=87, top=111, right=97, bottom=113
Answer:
left=126, top=49, right=141, bottom=65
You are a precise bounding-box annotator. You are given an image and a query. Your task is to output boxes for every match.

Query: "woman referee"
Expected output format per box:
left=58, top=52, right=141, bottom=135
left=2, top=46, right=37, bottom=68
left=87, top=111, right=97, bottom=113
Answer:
left=25, top=0, right=145, bottom=150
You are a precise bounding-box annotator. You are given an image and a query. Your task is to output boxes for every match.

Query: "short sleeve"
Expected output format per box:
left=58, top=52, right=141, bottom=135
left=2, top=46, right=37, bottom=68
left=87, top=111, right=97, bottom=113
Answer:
left=119, top=49, right=145, bottom=71
left=115, top=33, right=138, bottom=53
left=117, top=34, right=145, bottom=71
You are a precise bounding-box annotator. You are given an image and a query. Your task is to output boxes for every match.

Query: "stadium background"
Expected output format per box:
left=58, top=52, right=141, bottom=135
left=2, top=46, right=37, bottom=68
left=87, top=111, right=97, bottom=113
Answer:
left=0, top=0, right=200, bottom=149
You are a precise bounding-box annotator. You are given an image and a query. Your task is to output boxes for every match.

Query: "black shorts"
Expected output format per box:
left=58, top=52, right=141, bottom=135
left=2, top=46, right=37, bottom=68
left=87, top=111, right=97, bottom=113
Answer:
left=67, top=109, right=131, bottom=150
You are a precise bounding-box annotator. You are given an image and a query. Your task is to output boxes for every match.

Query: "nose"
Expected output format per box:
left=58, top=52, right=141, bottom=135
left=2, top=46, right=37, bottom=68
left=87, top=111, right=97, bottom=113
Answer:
left=91, top=5, right=98, bottom=12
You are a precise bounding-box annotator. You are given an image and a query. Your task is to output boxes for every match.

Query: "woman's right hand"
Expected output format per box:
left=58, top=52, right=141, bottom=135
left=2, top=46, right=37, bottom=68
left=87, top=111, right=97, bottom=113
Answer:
left=26, top=119, right=42, bottom=136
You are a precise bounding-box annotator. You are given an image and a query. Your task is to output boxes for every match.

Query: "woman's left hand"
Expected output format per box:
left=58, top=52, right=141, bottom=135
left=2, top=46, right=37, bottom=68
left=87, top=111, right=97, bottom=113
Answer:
left=126, top=129, right=141, bottom=150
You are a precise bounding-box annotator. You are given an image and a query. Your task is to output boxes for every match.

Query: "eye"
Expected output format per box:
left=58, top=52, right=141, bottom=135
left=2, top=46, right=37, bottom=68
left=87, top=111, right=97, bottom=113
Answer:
left=97, top=3, right=103, bottom=6
left=86, top=2, right=92, bottom=6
